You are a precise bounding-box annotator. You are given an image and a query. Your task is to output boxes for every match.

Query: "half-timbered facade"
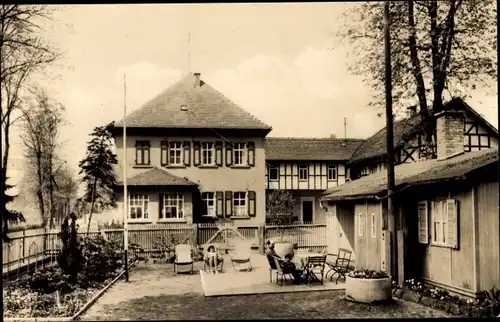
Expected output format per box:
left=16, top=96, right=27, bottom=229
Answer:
left=264, top=138, right=363, bottom=224
left=112, top=73, right=272, bottom=227
left=348, top=98, right=498, bottom=180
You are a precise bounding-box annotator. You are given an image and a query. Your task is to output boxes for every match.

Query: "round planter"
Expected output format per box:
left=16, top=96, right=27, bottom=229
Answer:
left=345, top=275, right=392, bottom=304
left=274, top=242, right=296, bottom=259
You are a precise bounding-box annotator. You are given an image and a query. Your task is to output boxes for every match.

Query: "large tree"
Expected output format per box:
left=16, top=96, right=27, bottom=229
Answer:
left=339, top=0, right=496, bottom=157
left=20, top=88, right=66, bottom=228
left=1, top=5, right=61, bottom=237
left=78, top=122, right=118, bottom=237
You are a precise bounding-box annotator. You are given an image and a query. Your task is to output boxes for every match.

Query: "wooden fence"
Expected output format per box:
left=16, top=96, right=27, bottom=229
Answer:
left=3, top=222, right=327, bottom=269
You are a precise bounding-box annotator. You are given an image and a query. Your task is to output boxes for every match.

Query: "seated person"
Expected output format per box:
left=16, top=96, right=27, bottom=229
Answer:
left=205, top=245, right=222, bottom=274
left=280, top=254, right=306, bottom=284
left=265, top=241, right=282, bottom=267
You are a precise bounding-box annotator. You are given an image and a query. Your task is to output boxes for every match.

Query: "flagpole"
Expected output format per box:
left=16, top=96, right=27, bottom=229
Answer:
left=123, top=74, right=129, bottom=282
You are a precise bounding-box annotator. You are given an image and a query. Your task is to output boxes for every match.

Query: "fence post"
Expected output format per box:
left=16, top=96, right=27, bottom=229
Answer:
left=192, top=224, right=199, bottom=247
left=258, top=225, right=265, bottom=254
left=22, top=230, right=26, bottom=263
left=43, top=226, right=47, bottom=256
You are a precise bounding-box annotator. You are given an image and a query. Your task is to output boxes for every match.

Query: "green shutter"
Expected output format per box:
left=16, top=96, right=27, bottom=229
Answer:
left=417, top=201, right=429, bottom=244
left=247, top=142, right=255, bottom=167
left=161, top=140, right=169, bottom=166
left=446, top=199, right=459, bottom=249
left=183, top=141, right=191, bottom=166
left=216, top=191, right=224, bottom=218
left=225, top=191, right=233, bottom=217
left=225, top=142, right=233, bottom=166
left=193, top=141, right=201, bottom=166
left=248, top=191, right=256, bottom=216
left=215, top=141, right=223, bottom=166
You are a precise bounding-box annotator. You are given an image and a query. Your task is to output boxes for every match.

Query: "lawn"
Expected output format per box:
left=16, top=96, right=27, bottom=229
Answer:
left=80, top=263, right=449, bottom=320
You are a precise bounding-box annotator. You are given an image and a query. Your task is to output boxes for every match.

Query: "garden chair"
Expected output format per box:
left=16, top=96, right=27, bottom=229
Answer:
left=229, top=240, right=252, bottom=272
left=266, top=252, right=279, bottom=282
left=304, top=255, right=327, bottom=285
left=273, top=256, right=294, bottom=286
left=174, top=244, right=194, bottom=274
left=325, top=248, right=352, bottom=284
left=203, top=243, right=224, bottom=273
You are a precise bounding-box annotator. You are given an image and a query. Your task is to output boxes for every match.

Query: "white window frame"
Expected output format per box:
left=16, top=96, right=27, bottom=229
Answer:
left=233, top=191, right=247, bottom=217
left=201, top=142, right=215, bottom=166
left=161, top=193, right=184, bottom=220
left=233, top=143, right=247, bottom=166
left=327, top=164, right=337, bottom=181
left=168, top=142, right=183, bottom=165
left=269, top=165, right=279, bottom=181
left=298, top=164, right=308, bottom=181
left=202, top=192, right=216, bottom=217
left=371, top=213, right=376, bottom=238
left=432, top=200, right=448, bottom=245
left=128, top=193, right=149, bottom=220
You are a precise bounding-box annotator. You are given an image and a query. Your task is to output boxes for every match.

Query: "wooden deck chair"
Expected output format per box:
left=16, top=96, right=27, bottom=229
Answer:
left=229, top=248, right=252, bottom=272
left=273, top=256, right=293, bottom=286
left=203, top=243, right=224, bottom=273
left=174, top=244, right=194, bottom=274
left=304, top=255, right=327, bottom=285
left=325, top=248, right=352, bottom=284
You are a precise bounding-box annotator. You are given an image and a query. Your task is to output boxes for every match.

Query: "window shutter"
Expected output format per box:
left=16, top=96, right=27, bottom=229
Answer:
left=446, top=199, right=459, bottom=249
left=417, top=201, right=429, bottom=244
left=430, top=201, right=435, bottom=243
left=224, top=191, right=233, bottom=217
left=215, top=141, right=223, bottom=166
left=248, top=191, right=256, bottom=216
left=225, top=142, right=233, bottom=166
left=161, top=141, right=169, bottom=166
left=247, top=142, right=255, bottom=167
left=193, top=141, right=201, bottom=166
left=216, top=191, right=224, bottom=218
left=183, top=141, right=191, bottom=166
left=159, top=194, right=164, bottom=219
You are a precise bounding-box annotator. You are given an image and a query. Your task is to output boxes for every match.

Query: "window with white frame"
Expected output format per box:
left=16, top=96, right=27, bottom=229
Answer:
left=269, top=165, right=279, bottom=181
left=233, top=192, right=246, bottom=217
left=233, top=143, right=247, bottom=166
left=371, top=213, right=376, bottom=238
left=129, top=193, right=149, bottom=220
left=161, top=193, right=184, bottom=220
left=432, top=201, right=448, bottom=244
left=202, top=192, right=216, bottom=217
left=201, top=142, right=215, bottom=165
left=327, top=164, right=337, bottom=181
left=299, top=164, right=308, bottom=181
left=168, top=142, right=183, bottom=165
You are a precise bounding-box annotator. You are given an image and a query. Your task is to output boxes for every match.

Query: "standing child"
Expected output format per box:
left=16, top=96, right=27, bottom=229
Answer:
left=205, top=245, right=219, bottom=274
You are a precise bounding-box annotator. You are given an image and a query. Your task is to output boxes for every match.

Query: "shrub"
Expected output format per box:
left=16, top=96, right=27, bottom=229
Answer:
left=57, top=214, right=83, bottom=283
left=81, top=234, right=123, bottom=282
left=348, top=269, right=389, bottom=279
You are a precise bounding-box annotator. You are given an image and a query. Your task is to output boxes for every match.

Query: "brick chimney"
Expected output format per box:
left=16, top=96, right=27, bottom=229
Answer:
left=407, top=105, right=417, bottom=118
left=193, top=72, right=201, bottom=87
left=435, top=110, right=465, bottom=160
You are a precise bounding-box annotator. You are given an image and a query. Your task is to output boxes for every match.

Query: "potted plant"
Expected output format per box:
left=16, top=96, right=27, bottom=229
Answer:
left=266, top=190, right=298, bottom=259
left=345, top=269, right=392, bottom=304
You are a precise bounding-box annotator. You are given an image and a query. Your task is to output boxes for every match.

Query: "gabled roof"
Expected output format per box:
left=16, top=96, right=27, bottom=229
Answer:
left=115, top=73, right=272, bottom=132
left=265, top=137, right=364, bottom=161
left=349, top=97, right=498, bottom=163
left=117, top=167, right=197, bottom=187
left=322, top=148, right=498, bottom=201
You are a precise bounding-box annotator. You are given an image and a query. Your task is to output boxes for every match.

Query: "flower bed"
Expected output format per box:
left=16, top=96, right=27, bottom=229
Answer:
left=392, top=278, right=500, bottom=318
left=3, top=235, right=125, bottom=319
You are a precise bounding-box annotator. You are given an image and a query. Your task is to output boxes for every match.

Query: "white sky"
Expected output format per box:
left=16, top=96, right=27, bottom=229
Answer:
left=6, top=3, right=498, bottom=191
